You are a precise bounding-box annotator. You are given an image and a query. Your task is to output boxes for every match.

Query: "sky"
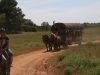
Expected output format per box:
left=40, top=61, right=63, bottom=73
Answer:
left=17, top=0, right=100, bottom=25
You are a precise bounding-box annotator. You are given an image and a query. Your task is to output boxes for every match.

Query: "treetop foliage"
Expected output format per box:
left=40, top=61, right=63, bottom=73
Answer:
left=0, top=0, right=25, bottom=33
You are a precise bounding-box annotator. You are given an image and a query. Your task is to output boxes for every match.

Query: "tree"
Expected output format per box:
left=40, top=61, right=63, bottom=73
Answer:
left=24, top=19, right=36, bottom=27
left=22, top=19, right=37, bottom=32
left=0, top=13, right=5, bottom=28
left=41, top=22, right=51, bottom=31
left=0, top=0, right=25, bottom=33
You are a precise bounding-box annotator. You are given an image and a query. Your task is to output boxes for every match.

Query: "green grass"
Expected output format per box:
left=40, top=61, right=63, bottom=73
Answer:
left=83, top=27, right=100, bottom=42
left=7, top=27, right=100, bottom=55
left=48, top=42, right=100, bottom=75
left=8, top=32, right=50, bottom=55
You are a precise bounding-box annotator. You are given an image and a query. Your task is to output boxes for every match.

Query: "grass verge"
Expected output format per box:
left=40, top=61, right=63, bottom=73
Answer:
left=8, top=32, right=50, bottom=55
left=48, top=42, right=100, bottom=75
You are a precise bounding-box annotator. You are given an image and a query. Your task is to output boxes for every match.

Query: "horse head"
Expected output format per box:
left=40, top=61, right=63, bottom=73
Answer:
left=42, top=34, right=50, bottom=42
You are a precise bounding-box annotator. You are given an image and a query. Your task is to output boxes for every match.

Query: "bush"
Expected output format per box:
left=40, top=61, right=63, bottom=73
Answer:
left=61, top=55, right=76, bottom=68
left=74, top=55, right=90, bottom=68
left=22, top=25, right=37, bottom=32
left=81, top=66, right=100, bottom=75
left=64, top=67, right=72, bottom=75
left=90, top=59, right=100, bottom=67
left=58, top=54, right=100, bottom=75
left=56, top=64, right=61, bottom=69
left=53, top=43, right=100, bottom=75
left=57, top=54, right=66, bottom=61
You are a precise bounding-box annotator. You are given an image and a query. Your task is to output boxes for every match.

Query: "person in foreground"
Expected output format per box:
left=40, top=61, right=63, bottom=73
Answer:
left=0, top=28, right=13, bottom=67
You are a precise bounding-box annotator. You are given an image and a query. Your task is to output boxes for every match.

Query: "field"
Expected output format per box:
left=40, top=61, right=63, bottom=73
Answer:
left=8, top=27, right=100, bottom=55
left=48, top=42, right=100, bottom=75
left=47, top=27, right=100, bottom=75
left=8, top=32, right=51, bottom=55
left=83, top=27, right=100, bottom=42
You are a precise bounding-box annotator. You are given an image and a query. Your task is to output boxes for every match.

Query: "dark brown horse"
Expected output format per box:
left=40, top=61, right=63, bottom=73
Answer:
left=50, top=33, right=61, bottom=51
left=0, top=40, right=10, bottom=75
left=2, top=50, right=10, bottom=75
left=42, top=35, right=52, bottom=51
left=0, top=53, right=4, bottom=75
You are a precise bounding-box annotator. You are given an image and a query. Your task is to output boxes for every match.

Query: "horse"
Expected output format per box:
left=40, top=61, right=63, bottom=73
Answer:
left=50, top=33, right=61, bottom=51
left=2, top=50, right=10, bottom=75
left=42, top=35, right=52, bottom=51
left=0, top=40, right=10, bottom=75
left=0, top=53, right=4, bottom=75
left=0, top=40, right=8, bottom=75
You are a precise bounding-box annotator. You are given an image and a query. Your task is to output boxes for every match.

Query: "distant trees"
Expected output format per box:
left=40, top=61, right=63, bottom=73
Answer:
left=82, top=22, right=100, bottom=28
left=22, top=19, right=37, bottom=32
left=37, top=22, right=51, bottom=31
left=0, top=0, right=51, bottom=33
left=0, top=0, right=25, bottom=33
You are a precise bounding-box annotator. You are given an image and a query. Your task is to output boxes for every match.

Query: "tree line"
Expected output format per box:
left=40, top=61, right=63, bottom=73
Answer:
left=82, top=22, right=100, bottom=28
left=0, top=0, right=51, bottom=33
left=0, top=0, right=100, bottom=34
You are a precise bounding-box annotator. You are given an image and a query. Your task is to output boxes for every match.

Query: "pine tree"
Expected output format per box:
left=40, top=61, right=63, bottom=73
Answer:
left=0, top=13, right=5, bottom=28
left=0, top=0, right=25, bottom=33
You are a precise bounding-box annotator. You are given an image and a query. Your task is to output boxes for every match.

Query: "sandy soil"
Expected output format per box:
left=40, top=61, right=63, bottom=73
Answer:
left=11, top=49, right=65, bottom=75
left=11, top=40, right=100, bottom=75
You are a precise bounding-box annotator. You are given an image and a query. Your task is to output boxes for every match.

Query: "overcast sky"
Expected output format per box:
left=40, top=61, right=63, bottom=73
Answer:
left=17, top=0, right=100, bottom=25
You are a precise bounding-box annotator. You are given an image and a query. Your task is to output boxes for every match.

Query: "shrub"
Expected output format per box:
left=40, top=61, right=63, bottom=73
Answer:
left=81, top=66, right=100, bottom=75
left=54, top=43, right=100, bottom=75
left=57, top=54, right=66, bottom=61
left=64, top=67, right=72, bottom=75
left=74, top=55, right=90, bottom=68
left=90, top=59, right=100, bottom=67
left=56, top=64, right=61, bottom=69
left=61, top=55, right=76, bottom=68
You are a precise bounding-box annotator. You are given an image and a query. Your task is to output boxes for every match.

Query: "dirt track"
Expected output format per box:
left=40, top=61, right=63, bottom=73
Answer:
left=11, top=40, right=100, bottom=75
left=11, top=49, right=64, bottom=75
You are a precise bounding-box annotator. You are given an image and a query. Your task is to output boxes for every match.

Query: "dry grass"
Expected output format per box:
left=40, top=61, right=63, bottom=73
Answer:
left=83, top=27, right=100, bottom=42
left=7, top=27, right=100, bottom=55
left=8, top=32, right=50, bottom=55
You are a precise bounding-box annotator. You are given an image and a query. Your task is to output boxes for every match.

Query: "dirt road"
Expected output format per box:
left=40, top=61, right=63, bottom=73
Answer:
left=11, top=41, right=100, bottom=75
left=11, top=49, right=65, bottom=75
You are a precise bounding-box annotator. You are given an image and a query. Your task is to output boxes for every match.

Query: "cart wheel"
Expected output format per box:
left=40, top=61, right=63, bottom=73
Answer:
left=78, top=40, right=81, bottom=46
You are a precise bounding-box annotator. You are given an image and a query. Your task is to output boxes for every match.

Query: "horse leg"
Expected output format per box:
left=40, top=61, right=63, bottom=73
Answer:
left=54, top=44, right=57, bottom=51
left=2, top=55, right=8, bottom=75
left=55, top=44, right=58, bottom=51
left=54, top=44, right=56, bottom=51
left=58, top=40, right=61, bottom=50
left=49, top=43, right=52, bottom=51
left=58, top=44, right=60, bottom=50
left=51, top=44, right=52, bottom=51
left=57, top=44, right=59, bottom=50
left=48, top=43, right=51, bottom=51
left=55, top=42, right=59, bottom=51
left=45, top=44, right=48, bottom=51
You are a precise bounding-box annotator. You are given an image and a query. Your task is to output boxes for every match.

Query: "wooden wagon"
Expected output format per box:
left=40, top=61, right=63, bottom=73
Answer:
left=51, top=22, right=84, bottom=47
